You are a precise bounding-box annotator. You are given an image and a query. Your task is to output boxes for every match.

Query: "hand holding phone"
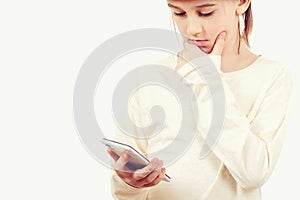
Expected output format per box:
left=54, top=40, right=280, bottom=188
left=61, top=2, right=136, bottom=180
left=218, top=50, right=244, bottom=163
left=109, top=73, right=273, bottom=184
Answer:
left=102, top=138, right=171, bottom=187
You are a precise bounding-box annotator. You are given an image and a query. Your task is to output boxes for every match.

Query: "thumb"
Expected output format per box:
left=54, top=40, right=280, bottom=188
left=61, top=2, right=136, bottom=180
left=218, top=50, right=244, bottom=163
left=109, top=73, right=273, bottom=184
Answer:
left=114, top=151, right=131, bottom=171
left=211, top=32, right=226, bottom=55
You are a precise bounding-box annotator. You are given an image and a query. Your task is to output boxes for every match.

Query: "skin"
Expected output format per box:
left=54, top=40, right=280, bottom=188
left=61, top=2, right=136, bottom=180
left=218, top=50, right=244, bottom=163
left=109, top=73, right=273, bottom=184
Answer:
left=108, top=0, right=259, bottom=189
left=107, top=148, right=166, bottom=188
left=168, top=0, right=259, bottom=72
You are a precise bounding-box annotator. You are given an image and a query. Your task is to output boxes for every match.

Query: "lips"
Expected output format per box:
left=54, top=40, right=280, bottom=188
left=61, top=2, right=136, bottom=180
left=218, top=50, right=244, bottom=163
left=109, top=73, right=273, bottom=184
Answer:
left=189, top=39, right=209, bottom=47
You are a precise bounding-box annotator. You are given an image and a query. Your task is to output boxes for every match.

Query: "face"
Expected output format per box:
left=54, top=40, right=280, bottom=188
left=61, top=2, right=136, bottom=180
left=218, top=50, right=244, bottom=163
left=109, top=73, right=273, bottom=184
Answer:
left=167, top=0, right=240, bottom=53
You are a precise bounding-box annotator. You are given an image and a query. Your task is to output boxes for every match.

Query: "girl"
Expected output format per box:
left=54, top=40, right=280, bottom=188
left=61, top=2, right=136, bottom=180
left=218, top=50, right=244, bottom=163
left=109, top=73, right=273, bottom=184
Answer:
left=107, top=0, right=293, bottom=199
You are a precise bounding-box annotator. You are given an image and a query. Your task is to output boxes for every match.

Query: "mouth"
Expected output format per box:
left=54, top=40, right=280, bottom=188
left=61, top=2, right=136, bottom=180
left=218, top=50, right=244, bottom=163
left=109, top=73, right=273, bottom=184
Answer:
left=188, top=39, right=209, bottom=47
left=187, top=39, right=212, bottom=53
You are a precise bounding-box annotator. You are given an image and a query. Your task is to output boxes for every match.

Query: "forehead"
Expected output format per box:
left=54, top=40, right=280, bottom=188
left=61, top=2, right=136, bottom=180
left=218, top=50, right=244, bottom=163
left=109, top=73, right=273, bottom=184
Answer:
left=167, top=0, right=219, bottom=3
left=167, top=0, right=220, bottom=7
left=167, top=0, right=230, bottom=11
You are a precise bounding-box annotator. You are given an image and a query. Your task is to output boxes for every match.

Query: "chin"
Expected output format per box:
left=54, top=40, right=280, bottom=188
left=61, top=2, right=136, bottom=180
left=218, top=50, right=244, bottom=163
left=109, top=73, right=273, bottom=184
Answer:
left=198, top=46, right=213, bottom=54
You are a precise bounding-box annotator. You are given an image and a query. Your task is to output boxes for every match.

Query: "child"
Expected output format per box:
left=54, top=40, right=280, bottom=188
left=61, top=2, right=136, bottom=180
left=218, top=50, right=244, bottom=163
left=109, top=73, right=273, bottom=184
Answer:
left=107, top=0, right=293, bottom=199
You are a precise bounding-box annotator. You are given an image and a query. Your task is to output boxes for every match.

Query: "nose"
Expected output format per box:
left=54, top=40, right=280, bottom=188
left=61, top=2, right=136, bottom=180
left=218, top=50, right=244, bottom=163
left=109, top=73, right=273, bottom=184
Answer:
left=186, top=16, right=203, bottom=37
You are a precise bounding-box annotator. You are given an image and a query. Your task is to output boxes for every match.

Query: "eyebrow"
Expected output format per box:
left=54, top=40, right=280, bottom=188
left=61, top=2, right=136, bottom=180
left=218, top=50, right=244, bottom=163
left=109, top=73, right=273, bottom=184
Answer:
left=167, top=3, right=216, bottom=9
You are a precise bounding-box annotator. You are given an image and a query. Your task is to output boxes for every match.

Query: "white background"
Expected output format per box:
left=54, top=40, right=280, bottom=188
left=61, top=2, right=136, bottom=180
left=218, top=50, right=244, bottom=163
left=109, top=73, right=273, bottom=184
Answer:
left=0, top=0, right=299, bottom=199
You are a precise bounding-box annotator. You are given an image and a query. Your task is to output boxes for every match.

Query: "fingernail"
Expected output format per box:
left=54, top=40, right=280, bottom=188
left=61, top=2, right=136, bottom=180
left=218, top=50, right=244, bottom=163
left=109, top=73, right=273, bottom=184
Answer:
left=123, top=154, right=129, bottom=159
left=220, top=32, right=226, bottom=40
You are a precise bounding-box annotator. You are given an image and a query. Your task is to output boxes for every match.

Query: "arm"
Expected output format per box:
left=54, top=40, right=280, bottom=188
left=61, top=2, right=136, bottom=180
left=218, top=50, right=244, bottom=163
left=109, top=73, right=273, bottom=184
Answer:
left=184, top=55, right=293, bottom=190
left=110, top=87, right=165, bottom=199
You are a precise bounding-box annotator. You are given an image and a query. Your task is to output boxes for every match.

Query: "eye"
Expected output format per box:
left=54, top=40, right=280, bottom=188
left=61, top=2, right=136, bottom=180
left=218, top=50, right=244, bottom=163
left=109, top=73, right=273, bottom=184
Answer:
left=198, top=11, right=214, bottom=17
left=174, top=12, right=186, bottom=17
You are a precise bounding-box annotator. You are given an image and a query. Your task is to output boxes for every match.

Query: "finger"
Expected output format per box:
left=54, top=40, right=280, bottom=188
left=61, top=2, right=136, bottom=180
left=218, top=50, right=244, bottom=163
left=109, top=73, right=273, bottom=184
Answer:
left=133, top=158, right=162, bottom=180
left=152, top=173, right=164, bottom=185
left=153, top=173, right=164, bottom=186
left=107, top=148, right=119, bottom=161
left=143, top=170, right=165, bottom=187
left=211, top=32, right=226, bottom=55
left=145, top=172, right=160, bottom=185
left=143, top=163, right=163, bottom=183
left=114, top=151, right=131, bottom=171
left=134, top=165, right=164, bottom=188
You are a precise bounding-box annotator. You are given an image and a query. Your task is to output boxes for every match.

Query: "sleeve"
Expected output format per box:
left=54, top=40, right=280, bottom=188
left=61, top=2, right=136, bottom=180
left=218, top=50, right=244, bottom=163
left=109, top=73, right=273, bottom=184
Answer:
left=109, top=55, right=176, bottom=199
left=110, top=88, right=150, bottom=199
left=184, top=55, right=293, bottom=190
left=110, top=158, right=149, bottom=200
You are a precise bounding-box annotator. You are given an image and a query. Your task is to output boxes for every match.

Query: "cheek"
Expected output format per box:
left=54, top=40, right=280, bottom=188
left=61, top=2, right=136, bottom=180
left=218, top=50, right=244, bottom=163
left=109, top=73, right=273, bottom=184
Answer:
left=204, top=22, right=226, bottom=41
left=206, top=20, right=234, bottom=46
left=205, top=11, right=237, bottom=39
left=174, top=19, right=186, bottom=33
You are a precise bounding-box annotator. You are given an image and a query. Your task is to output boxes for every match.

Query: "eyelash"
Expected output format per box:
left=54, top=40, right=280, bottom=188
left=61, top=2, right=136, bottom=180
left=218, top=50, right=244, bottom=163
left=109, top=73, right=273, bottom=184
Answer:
left=174, top=11, right=214, bottom=17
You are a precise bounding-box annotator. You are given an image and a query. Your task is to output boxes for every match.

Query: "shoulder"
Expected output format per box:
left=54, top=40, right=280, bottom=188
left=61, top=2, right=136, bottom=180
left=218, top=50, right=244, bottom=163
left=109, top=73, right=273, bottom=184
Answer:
left=257, top=56, right=291, bottom=77
left=245, top=56, right=292, bottom=88
left=257, top=56, right=293, bottom=94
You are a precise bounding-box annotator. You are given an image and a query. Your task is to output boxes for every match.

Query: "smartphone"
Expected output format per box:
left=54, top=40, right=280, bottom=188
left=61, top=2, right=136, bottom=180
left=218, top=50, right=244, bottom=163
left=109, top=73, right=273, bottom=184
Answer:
left=102, top=138, right=171, bottom=182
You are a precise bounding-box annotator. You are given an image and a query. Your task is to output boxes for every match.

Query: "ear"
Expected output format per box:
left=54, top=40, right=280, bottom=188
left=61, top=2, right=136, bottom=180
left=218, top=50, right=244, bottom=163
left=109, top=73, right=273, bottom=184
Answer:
left=236, top=0, right=251, bottom=15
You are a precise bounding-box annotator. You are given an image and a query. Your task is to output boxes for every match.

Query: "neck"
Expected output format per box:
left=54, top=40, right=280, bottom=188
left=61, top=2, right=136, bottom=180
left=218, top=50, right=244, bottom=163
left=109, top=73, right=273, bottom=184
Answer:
left=220, top=33, right=257, bottom=73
